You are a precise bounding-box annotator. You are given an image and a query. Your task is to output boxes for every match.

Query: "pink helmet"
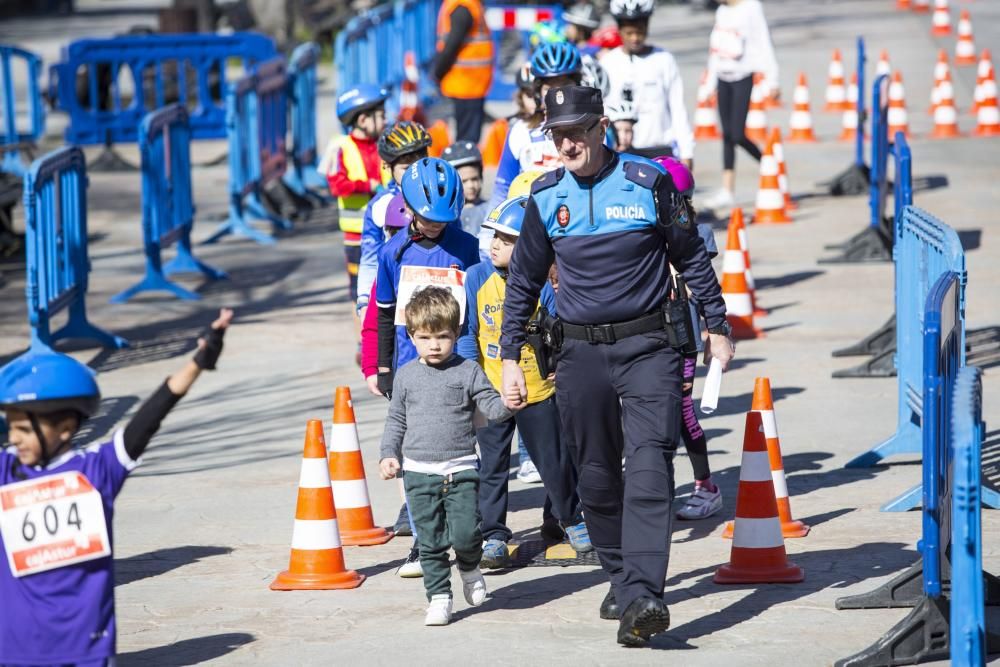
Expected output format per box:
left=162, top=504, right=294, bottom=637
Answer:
left=653, top=155, right=694, bottom=197
left=384, top=193, right=411, bottom=228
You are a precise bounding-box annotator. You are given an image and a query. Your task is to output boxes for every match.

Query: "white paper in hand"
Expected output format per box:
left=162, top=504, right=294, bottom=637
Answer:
left=700, top=358, right=723, bottom=415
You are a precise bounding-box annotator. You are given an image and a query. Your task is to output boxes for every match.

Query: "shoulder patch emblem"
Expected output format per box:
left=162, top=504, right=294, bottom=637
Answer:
left=557, top=205, right=570, bottom=228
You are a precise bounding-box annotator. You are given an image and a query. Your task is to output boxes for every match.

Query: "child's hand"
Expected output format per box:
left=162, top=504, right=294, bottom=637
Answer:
left=379, top=457, right=400, bottom=480
left=366, top=374, right=383, bottom=396
left=194, top=308, right=234, bottom=370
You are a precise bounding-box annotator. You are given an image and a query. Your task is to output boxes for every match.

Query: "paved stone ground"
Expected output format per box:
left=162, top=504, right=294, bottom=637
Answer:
left=2, top=1, right=1000, bottom=665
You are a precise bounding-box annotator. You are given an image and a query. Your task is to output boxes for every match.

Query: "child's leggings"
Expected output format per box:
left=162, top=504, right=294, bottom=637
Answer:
left=680, top=355, right=711, bottom=482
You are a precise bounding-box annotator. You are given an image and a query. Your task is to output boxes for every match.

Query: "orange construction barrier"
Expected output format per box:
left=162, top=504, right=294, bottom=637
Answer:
left=930, top=70, right=962, bottom=138
left=931, top=0, right=951, bottom=37
left=730, top=208, right=764, bottom=318
left=724, top=378, right=810, bottom=539
left=973, top=66, right=1000, bottom=136
left=744, top=73, right=769, bottom=145
left=752, top=138, right=789, bottom=225
left=427, top=120, right=451, bottom=158
left=840, top=73, right=861, bottom=141
left=480, top=117, right=509, bottom=168
left=721, top=221, right=762, bottom=339
left=270, top=420, right=365, bottom=590
left=328, top=387, right=394, bottom=546
left=876, top=50, right=892, bottom=78
left=714, top=411, right=804, bottom=585
left=823, top=49, right=850, bottom=112
left=770, top=128, right=796, bottom=214
left=787, top=73, right=817, bottom=143
left=887, top=71, right=910, bottom=139
left=955, top=10, right=976, bottom=66
left=694, top=80, right=722, bottom=141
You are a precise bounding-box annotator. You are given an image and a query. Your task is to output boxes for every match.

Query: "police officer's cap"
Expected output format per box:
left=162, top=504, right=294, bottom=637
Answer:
left=541, top=85, right=605, bottom=130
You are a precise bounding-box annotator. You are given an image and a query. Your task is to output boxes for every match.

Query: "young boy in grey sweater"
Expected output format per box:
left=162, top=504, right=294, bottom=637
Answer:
left=379, top=286, right=513, bottom=626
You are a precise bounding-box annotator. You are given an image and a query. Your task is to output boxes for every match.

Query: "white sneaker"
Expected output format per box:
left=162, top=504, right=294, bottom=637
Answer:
left=397, top=546, right=423, bottom=578
left=517, top=460, right=542, bottom=484
left=424, top=595, right=453, bottom=626
left=676, top=485, right=723, bottom=520
left=460, top=567, right=488, bottom=606
left=701, top=188, right=734, bottom=213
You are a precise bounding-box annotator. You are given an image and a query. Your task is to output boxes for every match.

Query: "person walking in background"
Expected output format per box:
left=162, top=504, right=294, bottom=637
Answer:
left=701, top=0, right=779, bottom=212
left=434, top=0, right=495, bottom=143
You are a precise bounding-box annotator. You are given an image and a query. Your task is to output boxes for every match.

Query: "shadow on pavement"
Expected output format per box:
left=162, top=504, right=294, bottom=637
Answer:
left=709, top=385, right=805, bottom=417
left=968, top=326, right=1000, bottom=370
left=118, top=632, right=255, bottom=666
left=911, top=174, right=948, bottom=195
left=74, top=395, right=140, bottom=445
left=115, top=545, right=233, bottom=587
left=755, top=270, right=824, bottom=290
left=455, top=568, right=610, bottom=619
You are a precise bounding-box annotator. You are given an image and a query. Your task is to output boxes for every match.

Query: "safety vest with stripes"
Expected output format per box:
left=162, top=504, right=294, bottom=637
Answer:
left=337, top=136, right=391, bottom=235
left=436, top=0, right=495, bottom=99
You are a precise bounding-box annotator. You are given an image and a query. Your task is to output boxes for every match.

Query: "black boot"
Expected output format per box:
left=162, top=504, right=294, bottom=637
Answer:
left=617, top=597, right=670, bottom=647
left=600, top=586, right=620, bottom=620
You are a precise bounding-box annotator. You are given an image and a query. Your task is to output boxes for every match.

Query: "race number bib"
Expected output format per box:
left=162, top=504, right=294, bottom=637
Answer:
left=394, top=266, right=467, bottom=326
left=709, top=27, right=745, bottom=60
left=0, top=472, right=111, bottom=577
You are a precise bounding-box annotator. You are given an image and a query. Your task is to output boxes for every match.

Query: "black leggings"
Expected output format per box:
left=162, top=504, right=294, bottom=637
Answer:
left=717, top=75, right=762, bottom=170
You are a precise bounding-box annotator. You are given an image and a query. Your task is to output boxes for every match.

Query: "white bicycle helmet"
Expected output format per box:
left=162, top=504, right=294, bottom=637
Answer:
left=609, top=0, right=655, bottom=21
left=563, top=2, right=601, bottom=30
left=580, top=56, right=610, bottom=98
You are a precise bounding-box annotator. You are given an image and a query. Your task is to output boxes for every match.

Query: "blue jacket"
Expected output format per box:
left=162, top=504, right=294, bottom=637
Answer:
left=499, top=150, right=726, bottom=359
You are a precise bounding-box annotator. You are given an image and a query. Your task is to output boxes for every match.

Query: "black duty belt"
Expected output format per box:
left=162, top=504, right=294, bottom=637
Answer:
left=561, top=311, right=664, bottom=344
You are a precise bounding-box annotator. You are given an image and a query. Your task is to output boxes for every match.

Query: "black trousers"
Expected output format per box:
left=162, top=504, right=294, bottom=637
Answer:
left=449, top=96, right=486, bottom=144
left=717, top=75, right=762, bottom=170
left=556, top=330, right=681, bottom=612
left=477, top=396, right=580, bottom=542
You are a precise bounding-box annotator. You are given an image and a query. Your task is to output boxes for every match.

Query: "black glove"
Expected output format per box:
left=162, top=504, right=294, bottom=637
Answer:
left=377, top=371, right=394, bottom=400
left=193, top=325, right=226, bottom=370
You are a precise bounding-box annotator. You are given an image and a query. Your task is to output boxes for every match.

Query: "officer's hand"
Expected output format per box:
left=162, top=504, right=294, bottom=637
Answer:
left=705, top=333, right=736, bottom=371
left=502, top=359, right=528, bottom=411
left=379, top=457, right=400, bottom=480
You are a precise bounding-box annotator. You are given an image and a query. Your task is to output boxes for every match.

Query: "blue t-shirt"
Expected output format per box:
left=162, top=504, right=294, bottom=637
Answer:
left=375, top=225, right=481, bottom=369
left=0, top=431, right=136, bottom=664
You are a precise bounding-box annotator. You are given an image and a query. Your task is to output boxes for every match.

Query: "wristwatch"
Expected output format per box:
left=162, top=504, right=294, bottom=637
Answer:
left=707, top=321, right=733, bottom=338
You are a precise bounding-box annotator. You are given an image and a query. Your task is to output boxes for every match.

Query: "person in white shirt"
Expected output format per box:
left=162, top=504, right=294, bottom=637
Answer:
left=702, top=0, right=779, bottom=211
left=601, top=0, right=695, bottom=166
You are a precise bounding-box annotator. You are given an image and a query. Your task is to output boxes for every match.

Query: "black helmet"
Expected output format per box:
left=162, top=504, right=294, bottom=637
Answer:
left=441, top=141, right=483, bottom=169
left=564, top=2, right=601, bottom=30
left=377, top=121, right=432, bottom=163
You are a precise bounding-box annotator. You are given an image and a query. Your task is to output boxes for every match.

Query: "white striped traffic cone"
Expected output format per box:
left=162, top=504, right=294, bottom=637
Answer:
left=824, top=49, right=850, bottom=112
left=887, top=71, right=910, bottom=139
left=930, top=70, right=962, bottom=138
left=955, top=10, right=976, bottom=66
left=714, top=410, right=804, bottom=584
left=270, top=420, right=365, bottom=590
left=328, top=387, right=394, bottom=546
left=931, top=0, right=951, bottom=37
left=753, top=138, right=789, bottom=225
left=787, top=73, right=817, bottom=142
left=730, top=208, right=765, bottom=318
left=876, top=50, right=892, bottom=78
left=840, top=73, right=861, bottom=141
left=770, top=127, right=796, bottom=214
left=721, top=221, right=762, bottom=339
left=694, top=72, right=721, bottom=140
left=974, top=66, right=1000, bottom=136
left=745, top=73, right=769, bottom=145
left=928, top=49, right=949, bottom=116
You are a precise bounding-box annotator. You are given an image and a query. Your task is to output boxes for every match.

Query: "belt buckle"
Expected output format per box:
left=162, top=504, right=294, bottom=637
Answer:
left=586, top=323, right=616, bottom=344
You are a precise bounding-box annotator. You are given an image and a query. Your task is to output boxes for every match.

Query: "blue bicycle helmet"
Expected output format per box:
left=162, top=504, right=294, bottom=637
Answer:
left=400, top=157, right=464, bottom=223
left=0, top=349, right=101, bottom=418
left=530, top=42, right=582, bottom=79
left=482, top=196, right=528, bottom=237
left=336, top=84, right=389, bottom=126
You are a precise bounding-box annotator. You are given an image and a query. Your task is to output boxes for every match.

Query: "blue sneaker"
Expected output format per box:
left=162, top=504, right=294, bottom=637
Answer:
left=564, top=521, right=593, bottom=553
left=481, top=539, right=510, bottom=569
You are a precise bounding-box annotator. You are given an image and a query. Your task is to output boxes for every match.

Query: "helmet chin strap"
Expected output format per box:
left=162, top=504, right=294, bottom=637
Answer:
left=27, top=412, right=70, bottom=471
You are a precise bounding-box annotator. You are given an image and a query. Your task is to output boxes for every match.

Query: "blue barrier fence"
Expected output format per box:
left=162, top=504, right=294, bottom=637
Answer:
left=1, top=44, right=45, bottom=177
left=111, top=104, right=226, bottom=303
left=206, top=58, right=291, bottom=246
left=854, top=37, right=866, bottom=172
left=23, top=146, right=126, bottom=350
left=284, top=42, right=327, bottom=199
left=48, top=33, right=277, bottom=146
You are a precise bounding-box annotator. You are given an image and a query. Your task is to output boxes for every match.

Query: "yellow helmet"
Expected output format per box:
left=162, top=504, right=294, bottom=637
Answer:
left=508, top=170, right=545, bottom=198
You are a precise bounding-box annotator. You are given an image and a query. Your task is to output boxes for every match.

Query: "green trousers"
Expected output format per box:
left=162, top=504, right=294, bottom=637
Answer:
left=404, top=468, right=483, bottom=600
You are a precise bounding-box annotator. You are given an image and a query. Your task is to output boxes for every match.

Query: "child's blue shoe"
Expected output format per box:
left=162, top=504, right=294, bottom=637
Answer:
left=564, top=521, right=593, bottom=553
left=481, top=539, right=510, bottom=569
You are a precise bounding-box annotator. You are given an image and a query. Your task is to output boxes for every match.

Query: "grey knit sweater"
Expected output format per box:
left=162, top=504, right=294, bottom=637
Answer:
left=379, top=355, right=512, bottom=463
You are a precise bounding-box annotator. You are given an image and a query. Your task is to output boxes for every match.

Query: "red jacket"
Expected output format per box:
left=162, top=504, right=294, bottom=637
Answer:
left=327, top=134, right=382, bottom=197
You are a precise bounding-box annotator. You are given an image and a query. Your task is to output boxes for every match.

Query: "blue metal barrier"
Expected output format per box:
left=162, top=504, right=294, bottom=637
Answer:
left=111, top=104, right=226, bottom=303
left=484, top=4, right=563, bottom=102
left=335, top=4, right=400, bottom=96
left=1, top=44, right=45, bottom=177
left=206, top=58, right=291, bottom=246
left=48, top=33, right=277, bottom=147
left=23, top=146, right=126, bottom=350
left=284, top=42, right=327, bottom=199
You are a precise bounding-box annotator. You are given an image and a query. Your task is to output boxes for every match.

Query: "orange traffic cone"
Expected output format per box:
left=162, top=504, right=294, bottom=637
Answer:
left=931, top=0, right=951, bottom=37
left=698, top=69, right=717, bottom=109
left=972, top=52, right=996, bottom=115
left=930, top=70, right=962, bottom=138
left=730, top=209, right=765, bottom=318
left=753, top=138, right=789, bottom=225
left=823, top=49, right=849, bottom=112
left=770, top=128, right=796, bottom=214
left=480, top=117, right=509, bottom=168
left=973, top=67, right=1000, bottom=136
left=840, top=73, right=861, bottom=141
left=721, top=222, right=762, bottom=339
left=694, top=83, right=722, bottom=141
left=762, top=77, right=782, bottom=109
left=876, top=50, right=892, bottom=78
left=328, top=387, right=394, bottom=546
left=912, top=0, right=930, bottom=12
left=724, top=378, right=809, bottom=539
left=270, top=421, right=365, bottom=590
left=744, top=73, right=769, bottom=145
left=714, top=411, right=804, bottom=584
left=896, top=0, right=911, bottom=9
left=787, top=73, right=817, bottom=142
left=398, top=52, right=426, bottom=125
left=928, top=50, right=949, bottom=116
left=887, top=71, right=910, bottom=139
left=955, top=10, right=976, bottom=66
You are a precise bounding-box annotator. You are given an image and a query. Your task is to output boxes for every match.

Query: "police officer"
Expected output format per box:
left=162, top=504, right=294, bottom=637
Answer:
left=499, top=85, right=735, bottom=647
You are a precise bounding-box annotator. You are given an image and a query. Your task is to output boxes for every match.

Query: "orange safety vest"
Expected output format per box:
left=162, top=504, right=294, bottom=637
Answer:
left=436, top=0, right=494, bottom=99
